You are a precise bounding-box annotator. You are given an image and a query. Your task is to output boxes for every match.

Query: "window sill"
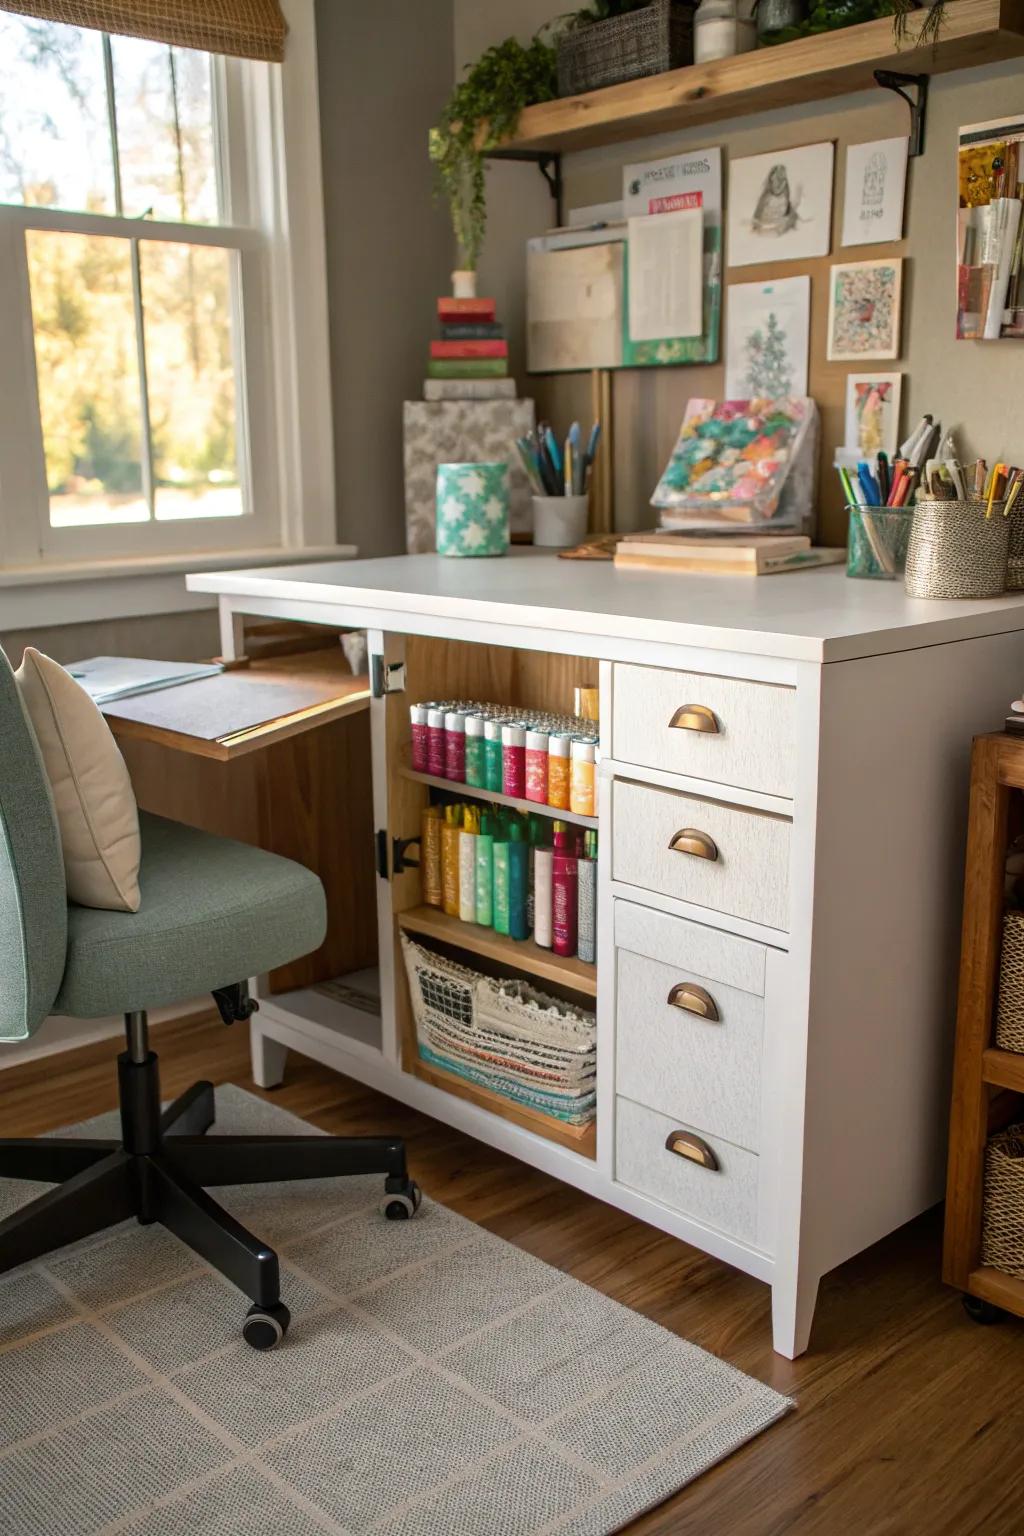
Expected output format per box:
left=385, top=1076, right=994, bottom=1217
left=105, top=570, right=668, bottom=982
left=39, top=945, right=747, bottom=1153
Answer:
left=0, top=545, right=357, bottom=632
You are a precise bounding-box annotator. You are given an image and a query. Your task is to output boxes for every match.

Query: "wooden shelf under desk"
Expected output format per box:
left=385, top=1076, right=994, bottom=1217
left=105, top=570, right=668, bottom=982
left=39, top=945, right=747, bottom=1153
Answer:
left=397, top=750, right=598, bottom=832
left=411, top=1055, right=596, bottom=1159
left=398, top=905, right=597, bottom=999
left=104, top=648, right=370, bottom=760
left=492, top=0, right=1024, bottom=154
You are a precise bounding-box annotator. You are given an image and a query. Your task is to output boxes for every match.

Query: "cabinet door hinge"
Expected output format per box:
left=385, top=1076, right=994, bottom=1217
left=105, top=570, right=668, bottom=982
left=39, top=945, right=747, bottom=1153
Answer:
left=375, top=831, right=421, bottom=879
left=370, top=656, right=407, bottom=699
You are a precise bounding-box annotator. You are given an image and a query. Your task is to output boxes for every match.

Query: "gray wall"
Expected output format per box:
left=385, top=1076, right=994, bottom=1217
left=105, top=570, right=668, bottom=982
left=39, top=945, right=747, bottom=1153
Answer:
left=317, top=0, right=456, bottom=558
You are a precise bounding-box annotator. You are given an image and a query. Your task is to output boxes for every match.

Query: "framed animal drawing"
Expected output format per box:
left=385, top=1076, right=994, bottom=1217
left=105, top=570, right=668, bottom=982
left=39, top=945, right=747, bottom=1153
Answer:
left=727, top=142, right=835, bottom=268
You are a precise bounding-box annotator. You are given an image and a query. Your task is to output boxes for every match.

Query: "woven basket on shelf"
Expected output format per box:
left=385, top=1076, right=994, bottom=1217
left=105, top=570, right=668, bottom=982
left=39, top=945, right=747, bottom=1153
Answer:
left=1007, top=508, right=1024, bottom=591
left=556, top=0, right=696, bottom=97
left=904, top=498, right=1008, bottom=599
left=982, top=1123, right=1024, bottom=1277
left=996, top=909, right=1024, bottom=1052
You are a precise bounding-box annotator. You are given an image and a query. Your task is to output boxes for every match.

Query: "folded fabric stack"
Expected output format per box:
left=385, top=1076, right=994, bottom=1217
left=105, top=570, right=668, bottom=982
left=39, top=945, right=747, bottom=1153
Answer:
left=401, top=935, right=596, bottom=1127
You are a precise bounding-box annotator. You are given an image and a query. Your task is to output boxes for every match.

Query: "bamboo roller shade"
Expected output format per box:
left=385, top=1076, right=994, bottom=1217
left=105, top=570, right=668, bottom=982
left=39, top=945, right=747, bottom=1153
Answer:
left=0, top=0, right=286, bottom=60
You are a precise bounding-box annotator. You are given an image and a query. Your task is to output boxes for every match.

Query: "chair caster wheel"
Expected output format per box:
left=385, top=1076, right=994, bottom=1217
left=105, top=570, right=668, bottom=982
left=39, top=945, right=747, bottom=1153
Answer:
left=381, top=1181, right=421, bottom=1220
left=962, top=1293, right=1004, bottom=1326
left=243, top=1301, right=290, bottom=1349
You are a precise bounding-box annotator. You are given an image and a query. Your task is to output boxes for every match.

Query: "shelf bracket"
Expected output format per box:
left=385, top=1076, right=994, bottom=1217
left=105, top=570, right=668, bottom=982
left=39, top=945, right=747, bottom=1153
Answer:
left=484, top=149, right=564, bottom=226
left=874, top=70, right=929, bottom=159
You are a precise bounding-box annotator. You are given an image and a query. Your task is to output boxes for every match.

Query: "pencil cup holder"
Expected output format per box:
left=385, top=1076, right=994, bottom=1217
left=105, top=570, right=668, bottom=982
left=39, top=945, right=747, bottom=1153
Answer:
left=435, top=462, right=510, bottom=558
left=904, top=498, right=1008, bottom=600
left=1007, top=509, right=1024, bottom=591
left=845, top=506, right=912, bottom=580
left=532, top=494, right=590, bottom=549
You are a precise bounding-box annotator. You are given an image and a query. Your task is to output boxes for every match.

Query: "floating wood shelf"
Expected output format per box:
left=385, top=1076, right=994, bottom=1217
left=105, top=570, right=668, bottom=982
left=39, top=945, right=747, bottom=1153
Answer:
left=411, top=1056, right=597, bottom=1158
left=493, top=0, right=1024, bottom=155
left=397, top=750, right=599, bottom=831
left=398, top=905, right=597, bottom=998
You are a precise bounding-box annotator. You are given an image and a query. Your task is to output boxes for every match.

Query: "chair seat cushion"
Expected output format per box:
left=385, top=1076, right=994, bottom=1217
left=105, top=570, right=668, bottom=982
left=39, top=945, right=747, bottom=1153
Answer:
left=54, top=813, right=327, bottom=1018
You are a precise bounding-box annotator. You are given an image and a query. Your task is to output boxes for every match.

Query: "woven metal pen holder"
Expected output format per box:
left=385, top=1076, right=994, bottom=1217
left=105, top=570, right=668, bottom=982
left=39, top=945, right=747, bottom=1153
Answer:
left=982, top=1122, right=1024, bottom=1277
left=1007, top=508, right=1024, bottom=591
left=904, top=498, right=1008, bottom=599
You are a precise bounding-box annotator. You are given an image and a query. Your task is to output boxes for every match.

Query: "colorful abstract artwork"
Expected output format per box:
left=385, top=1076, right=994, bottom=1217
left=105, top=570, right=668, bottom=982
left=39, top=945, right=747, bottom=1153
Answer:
left=827, top=258, right=903, bottom=361
left=843, top=372, right=902, bottom=458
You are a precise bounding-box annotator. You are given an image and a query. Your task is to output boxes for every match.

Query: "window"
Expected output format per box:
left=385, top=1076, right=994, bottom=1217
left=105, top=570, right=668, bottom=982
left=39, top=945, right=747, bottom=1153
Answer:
left=0, top=6, right=332, bottom=571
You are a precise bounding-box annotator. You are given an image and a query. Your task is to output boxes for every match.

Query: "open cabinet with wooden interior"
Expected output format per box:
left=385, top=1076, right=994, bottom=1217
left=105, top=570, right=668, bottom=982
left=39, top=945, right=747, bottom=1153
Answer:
left=372, top=634, right=600, bottom=1162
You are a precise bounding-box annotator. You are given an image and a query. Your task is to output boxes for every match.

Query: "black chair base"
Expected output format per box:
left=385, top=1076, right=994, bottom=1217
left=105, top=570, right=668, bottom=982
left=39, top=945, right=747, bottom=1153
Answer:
left=0, top=1030, right=419, bottom=1350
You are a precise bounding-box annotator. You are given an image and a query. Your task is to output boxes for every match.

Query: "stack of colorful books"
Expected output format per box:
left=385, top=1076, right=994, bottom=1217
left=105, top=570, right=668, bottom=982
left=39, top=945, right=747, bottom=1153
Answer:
left=424, top=297, right=515, bottom=401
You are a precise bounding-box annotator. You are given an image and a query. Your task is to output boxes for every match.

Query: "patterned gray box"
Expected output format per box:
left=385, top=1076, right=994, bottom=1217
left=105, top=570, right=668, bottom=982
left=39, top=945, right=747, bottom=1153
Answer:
left=403, top=399, right=535, bottom=552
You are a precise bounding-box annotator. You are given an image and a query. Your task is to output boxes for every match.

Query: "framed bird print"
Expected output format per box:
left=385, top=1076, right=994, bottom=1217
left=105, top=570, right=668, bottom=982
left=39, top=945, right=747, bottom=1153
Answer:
left=827, top=258, right=904, bottom=361
left=726, top=142, right=835, bottom=268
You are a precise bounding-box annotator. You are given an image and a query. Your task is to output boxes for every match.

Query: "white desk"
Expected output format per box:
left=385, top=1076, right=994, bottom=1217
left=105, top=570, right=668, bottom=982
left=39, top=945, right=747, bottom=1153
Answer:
left=188, top=551, right=1024, bottom=1356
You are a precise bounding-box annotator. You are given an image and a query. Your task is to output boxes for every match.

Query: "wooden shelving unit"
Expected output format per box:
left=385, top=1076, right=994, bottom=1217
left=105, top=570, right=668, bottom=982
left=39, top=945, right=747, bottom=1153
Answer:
left=398, top=905, right=597, bottom=998
left=492, top=0, right=1024, bottom=155
left=944, top=732, right=1024, bottom=1323
left=397, top=750, right=598, bottom=831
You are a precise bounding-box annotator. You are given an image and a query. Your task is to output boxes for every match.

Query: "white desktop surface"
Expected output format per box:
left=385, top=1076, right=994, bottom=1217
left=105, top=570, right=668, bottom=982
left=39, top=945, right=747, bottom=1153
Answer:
left=186, top=549, right=1024, bottom=663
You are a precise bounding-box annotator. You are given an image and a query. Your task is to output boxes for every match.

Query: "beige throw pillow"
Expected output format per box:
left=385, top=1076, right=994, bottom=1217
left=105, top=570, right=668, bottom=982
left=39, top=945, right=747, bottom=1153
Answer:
left=16, top=647, right=141, bottom=912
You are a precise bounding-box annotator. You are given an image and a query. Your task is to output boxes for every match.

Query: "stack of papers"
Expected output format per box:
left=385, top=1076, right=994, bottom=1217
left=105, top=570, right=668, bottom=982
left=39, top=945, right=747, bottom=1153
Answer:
left=65, top=657, right=223, bottom=706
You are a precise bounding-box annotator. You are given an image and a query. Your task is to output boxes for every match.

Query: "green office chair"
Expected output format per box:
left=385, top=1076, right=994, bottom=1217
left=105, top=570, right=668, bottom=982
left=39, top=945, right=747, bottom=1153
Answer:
left=0, top=645, right=419, bottom=1349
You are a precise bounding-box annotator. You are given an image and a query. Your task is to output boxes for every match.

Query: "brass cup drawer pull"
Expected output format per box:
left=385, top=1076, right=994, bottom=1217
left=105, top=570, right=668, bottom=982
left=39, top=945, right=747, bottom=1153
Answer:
left=668, top=828, right=719, bottom=861
left=668, top=704, right=719, bottom=734
left=664, top=1130, right=719, bottom=1171
left=667, top=982, right=720, bottom=1021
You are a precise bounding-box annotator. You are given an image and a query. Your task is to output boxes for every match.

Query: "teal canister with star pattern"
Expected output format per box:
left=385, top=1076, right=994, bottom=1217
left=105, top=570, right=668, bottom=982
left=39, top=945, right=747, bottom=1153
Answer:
left=435, top=461, right=510, bottom=557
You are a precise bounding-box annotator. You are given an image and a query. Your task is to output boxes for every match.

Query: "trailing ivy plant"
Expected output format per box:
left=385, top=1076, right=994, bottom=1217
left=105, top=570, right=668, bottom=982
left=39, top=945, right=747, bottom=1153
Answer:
left=892, top=0, right=946, bottom=44
left=429, top=30, right=559, bottom=272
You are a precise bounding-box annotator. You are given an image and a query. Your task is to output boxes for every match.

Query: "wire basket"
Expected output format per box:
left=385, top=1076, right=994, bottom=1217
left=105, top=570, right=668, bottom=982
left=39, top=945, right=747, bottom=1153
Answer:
left=904, top=498, right=1008, bottom=599
left=1007, top=508, right=1024, bottom=591
left=556, top=0, right=696, bottom=97
left=996, top=909, right=1024, bottom=1052
left=982, top=1122, right=1024, bottom=1277
left=401, top=934, right=596, bottom=1126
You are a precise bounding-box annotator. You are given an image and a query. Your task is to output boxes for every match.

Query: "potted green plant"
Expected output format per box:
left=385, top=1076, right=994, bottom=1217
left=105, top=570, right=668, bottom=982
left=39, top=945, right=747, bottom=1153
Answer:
left=429, top=31, right=558, bottom=295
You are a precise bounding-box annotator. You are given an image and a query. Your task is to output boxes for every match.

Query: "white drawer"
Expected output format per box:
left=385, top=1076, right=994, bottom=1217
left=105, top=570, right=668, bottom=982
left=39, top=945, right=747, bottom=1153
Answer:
left=612, top=779, right=791, bottom=932
left=615, top=1096, right=759, bottom=1244
left=614, top=900, right=766, bottom=996
left=615, top=948, right=763, bottom=1152
left=612, top=663, right=795, bottom=799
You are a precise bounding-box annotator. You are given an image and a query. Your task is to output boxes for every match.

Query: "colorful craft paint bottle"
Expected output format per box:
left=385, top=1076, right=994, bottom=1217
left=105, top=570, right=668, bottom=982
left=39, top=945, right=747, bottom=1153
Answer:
left=570, top=737, right=596, bottom=817
left=475, top=812, right=494, bottom=927
left=534, top=844, right=554, bottom=949
left=441, top=803, right=462, bottom=918
left=492, top=813, right=511, bottom=935
left=547, top=733, right=571, bottom=810
left=483, top=717, right=503, bottom=792
left=502, top=723, right=526, bottom=798
left=444, top=710, right=466, bottom=782
left=508, top=817, right=529, bottom=940
left=458, top=806, right=478, bottom=923
left=427, top=706, right=446, bottom=778
left=464, top=712, right=486, bottom=788
left=552, top=821, right=578, bottom=959
left=410, top=703, right=430, bottom=773
left=577, top=829, right=597, bottom=964
left=525, top=727, right=549, bottom=804
left=421, top=805, right=443, bottom=907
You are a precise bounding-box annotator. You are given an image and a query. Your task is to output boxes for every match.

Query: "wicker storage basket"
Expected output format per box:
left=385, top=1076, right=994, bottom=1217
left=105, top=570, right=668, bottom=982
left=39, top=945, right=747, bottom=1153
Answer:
left=401, top=933, right=597, bottom=1127
left=982, top=1122, right=1024, bottom=1277
left=556, top=0, right=696, bottom=97
left=904, top=498, right=1008, bottom=599
left=996, top=909, right=1024, bottom=1052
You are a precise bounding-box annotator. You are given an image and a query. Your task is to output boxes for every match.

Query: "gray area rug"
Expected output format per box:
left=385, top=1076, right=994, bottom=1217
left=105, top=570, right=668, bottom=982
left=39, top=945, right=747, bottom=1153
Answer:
left=0, top=1086, right=791, bottom=1536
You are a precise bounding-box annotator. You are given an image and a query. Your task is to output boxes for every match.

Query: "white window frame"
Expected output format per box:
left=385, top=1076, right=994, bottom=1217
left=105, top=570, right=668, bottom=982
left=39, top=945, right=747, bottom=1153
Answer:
left=0, top=0, right=334, bottom=576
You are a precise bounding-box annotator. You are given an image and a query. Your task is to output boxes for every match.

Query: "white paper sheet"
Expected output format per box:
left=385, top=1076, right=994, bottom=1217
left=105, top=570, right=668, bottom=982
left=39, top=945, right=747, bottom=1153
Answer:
left=841, top=136, right=909, bottom=247
left=626, top=208, right=703, bottom=343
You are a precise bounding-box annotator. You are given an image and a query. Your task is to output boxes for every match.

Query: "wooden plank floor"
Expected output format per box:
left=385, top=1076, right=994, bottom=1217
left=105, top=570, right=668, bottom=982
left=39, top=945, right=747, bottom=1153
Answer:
left=6, top=1011, right=1024, bottom=1534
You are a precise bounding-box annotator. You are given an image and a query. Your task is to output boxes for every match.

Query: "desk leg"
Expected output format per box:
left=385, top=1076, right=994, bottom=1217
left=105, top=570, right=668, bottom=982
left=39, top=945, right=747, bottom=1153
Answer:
left=251, top=1021, right=288, bottom=1089
left=218, top=599, right=246, bottom=661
